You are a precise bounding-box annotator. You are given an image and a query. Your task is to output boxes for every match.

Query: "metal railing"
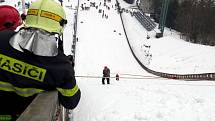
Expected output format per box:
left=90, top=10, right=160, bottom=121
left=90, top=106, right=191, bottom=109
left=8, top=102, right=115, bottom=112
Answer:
left=16, top=91, right=64, bottom=121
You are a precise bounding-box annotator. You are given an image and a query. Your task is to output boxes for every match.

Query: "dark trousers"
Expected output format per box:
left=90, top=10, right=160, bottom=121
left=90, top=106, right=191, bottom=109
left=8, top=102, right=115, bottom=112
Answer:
left=102, top=77, right=110, bottom=84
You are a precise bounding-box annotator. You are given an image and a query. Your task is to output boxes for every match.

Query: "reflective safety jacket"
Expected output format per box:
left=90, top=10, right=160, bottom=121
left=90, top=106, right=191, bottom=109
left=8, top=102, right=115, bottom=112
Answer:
left=0, top=30, right=81, bottom=109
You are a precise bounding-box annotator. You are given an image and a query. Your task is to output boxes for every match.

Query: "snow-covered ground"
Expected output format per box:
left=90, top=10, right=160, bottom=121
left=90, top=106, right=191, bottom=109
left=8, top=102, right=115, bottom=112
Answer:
left=0, top=0, right=35, bottom=14
left=2, top=0, right=215, bottom=121
left=63, top=0, right=215, bottom=121
left=122, top=9, right=215, bottom=74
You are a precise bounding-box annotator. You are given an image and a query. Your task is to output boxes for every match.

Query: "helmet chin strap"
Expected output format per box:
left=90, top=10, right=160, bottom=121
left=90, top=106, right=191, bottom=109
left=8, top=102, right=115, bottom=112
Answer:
left=10, top=29, right=58, bottom=57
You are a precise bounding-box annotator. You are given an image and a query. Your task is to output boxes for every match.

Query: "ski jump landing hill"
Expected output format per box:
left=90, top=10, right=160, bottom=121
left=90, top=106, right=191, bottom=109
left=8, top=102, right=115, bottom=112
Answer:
left=117, top=0, right=215, bottom=81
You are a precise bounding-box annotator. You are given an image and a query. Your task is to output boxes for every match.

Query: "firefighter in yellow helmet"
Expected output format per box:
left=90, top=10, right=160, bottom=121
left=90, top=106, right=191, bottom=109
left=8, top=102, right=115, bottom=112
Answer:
left=0, top=0, right=81, bottom=120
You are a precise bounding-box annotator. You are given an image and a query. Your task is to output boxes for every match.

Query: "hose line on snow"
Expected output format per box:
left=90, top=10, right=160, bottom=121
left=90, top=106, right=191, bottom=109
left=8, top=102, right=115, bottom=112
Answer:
left=75, top=75, right=215, bottom=87
left=75, top=75, right=162, bottom=79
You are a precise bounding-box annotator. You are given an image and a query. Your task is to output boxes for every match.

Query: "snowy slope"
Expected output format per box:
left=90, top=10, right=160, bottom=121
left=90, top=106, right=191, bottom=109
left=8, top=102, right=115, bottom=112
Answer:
left=65, top=0, right=215, bottom=121
left=119, top=0, right=215, bottom=74
left=74, top=0, right=148, bottom=77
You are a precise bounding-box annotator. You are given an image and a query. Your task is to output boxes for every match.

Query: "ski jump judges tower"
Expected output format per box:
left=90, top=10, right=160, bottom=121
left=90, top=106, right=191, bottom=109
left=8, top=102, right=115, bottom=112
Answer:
left=157, top=0, right=170, bottom=38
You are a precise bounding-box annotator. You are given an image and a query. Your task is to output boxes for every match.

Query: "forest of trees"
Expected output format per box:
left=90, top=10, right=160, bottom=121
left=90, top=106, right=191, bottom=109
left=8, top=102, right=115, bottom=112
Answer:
left=151, top=0, right=215, bottom=46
